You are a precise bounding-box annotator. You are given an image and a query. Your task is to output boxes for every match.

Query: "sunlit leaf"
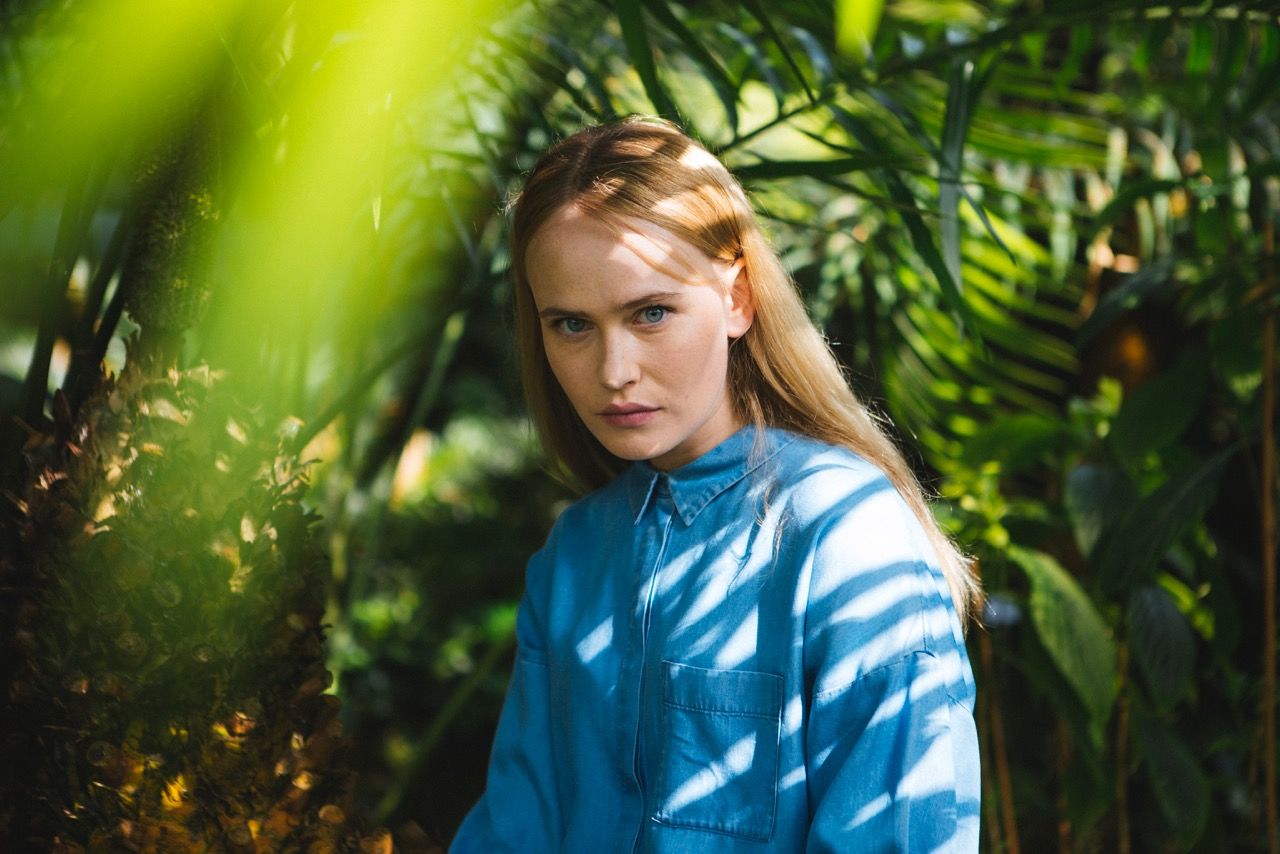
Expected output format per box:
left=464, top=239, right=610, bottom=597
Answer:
left=615, top=0, right=680, bottom=119
left=742, top=0, right=814, bottom=102
left=641, top=0, right=739, bottom=130
left=835, top=0, right=885, bottom=59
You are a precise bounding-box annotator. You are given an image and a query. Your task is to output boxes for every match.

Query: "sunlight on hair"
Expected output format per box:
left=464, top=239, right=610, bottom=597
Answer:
left=676, top=144, right=724, bottom=174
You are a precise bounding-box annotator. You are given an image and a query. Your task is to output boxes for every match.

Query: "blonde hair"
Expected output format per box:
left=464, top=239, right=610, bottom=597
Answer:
left=508, top=116, right=981, bottom=625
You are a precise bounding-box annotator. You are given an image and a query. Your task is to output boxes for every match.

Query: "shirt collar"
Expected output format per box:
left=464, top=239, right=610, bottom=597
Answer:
left=624, top=425, right=797, bottom=525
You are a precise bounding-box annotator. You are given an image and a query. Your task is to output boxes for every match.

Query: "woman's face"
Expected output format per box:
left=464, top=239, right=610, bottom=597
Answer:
left=525, top=206, right=753, bottom=471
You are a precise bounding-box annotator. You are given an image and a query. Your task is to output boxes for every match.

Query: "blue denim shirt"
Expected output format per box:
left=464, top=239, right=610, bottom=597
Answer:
left=451, top=426, right=980, bottom=852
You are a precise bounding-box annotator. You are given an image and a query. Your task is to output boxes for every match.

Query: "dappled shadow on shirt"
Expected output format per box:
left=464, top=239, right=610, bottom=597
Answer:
left=547, top=451, right=978, bottom=848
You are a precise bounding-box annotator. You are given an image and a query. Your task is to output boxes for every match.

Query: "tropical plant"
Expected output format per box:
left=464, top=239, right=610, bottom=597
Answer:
left=2, top=0, right=1277, bottom=850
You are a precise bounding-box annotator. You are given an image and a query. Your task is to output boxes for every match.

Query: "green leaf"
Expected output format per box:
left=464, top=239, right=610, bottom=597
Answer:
left=1186, top=19, right=1215, bottom=77
left=717, top=22, right=786, bottom=108
left=960, top=412, right=1066, bottom=471
left=827, top=105, right=982, bottom=338
left=1009, top=546, right=1116, bottom=747
left=1134, top=712, right=1209, bottom=846
left=742, top=0, right=814, bottom=102
left=788, top=25, right=834, bottom=91
left=615, top=0, right=679, bottom=119
left=870, top=87, right=1014, bottom=265
left=1128, top=584, right=1195, bottom=711
left=1210, top=19, right=1248, bottom=112
left=1064, top=463, right=1136, bottom=559
left=733, top=154, right=913, bottom=180
left=939, top=58, right=980, bottom=292
left=1107, top=352, right=1208, bottom=463
left=641, top=0, right=739, bottom=130
left=1210, top=302, right=1265, bottom=401
left=1076, top=256, right=1178, bottom=347
left=1240, top=55, right=1280, bottom=121
left=1094, top=448, right=1233, bottom=593
left=835, top=0, right=885, bottom=58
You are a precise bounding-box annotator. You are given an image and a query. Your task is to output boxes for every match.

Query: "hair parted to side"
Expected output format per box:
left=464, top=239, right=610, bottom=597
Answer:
left=507, top=115, right=981, bottom=625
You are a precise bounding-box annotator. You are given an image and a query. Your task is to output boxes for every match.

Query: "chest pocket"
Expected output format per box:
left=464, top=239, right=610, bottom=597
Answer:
left=653, top=660, right=783, bottom=842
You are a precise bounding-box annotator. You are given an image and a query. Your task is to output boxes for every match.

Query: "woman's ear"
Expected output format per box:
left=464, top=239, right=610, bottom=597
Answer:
left=724, top=258, right=754, bottom=339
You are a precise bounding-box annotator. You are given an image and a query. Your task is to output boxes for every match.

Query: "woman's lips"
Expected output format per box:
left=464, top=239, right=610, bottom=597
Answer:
left=599, top=406, right=659, bottom=427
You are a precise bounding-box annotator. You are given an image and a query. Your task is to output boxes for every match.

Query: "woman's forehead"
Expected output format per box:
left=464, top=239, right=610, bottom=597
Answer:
left=527, top=207, right=719, bottom=286
left=524, top=207, right=727, bottom=311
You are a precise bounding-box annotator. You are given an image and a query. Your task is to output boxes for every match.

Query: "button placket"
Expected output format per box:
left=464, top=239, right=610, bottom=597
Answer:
left=628, top=475, right=676, bottom=854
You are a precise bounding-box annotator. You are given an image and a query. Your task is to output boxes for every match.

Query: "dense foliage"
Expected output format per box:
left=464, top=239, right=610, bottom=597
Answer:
left=1, top=0, right=1277, bottom=850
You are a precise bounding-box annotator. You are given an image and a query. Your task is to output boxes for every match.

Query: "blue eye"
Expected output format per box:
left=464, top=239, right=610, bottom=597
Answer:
left=639, top=306, right=667, bottom=324
left=556, top=317, right=588, bottom=334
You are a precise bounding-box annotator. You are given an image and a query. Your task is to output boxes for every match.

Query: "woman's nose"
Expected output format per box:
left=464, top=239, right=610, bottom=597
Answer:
left=598, top=333, right=640, bottom=390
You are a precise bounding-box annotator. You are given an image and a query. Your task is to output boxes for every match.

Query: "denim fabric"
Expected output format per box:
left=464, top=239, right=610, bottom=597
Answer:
left=450, top=426, right=980, bottom=853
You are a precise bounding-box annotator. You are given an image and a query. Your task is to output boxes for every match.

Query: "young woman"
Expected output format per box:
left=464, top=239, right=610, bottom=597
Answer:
left=450, top=116, right=982, bottom=853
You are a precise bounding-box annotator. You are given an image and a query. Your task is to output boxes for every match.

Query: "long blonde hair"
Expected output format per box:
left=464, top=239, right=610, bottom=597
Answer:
left=508, top=116, right=981, bottom=624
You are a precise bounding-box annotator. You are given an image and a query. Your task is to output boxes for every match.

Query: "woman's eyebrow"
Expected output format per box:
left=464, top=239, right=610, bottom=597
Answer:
left=537, top=290, right=684, bottom=318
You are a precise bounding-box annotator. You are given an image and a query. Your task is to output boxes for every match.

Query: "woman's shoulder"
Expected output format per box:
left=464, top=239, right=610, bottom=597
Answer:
left=766, top=429, right=932, bottom=554
left=768, top=428, right=895, bottom=500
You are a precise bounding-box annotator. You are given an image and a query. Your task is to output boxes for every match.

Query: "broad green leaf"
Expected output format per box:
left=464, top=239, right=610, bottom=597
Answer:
left=1107, top=353, right=1208, bottom=464
left=1135, top=713, right=1210, bottom=846
left=1128, top=584, right=1195, bottom=711
left=1094, top=448, right=1233, bottom=592
left=1064, top=463, right=1136, bottom=559
left=835, top=0, right=884, bottom=59
left=615, top=0, right=679, bottom=119
left=1009, top=545, right=1116, bottom=747
left=959, top=412, right=1065, bottom=471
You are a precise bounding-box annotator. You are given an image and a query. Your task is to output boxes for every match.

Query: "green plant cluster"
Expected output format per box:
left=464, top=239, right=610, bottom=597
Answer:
left=1, top=0, right=1277, bottom=851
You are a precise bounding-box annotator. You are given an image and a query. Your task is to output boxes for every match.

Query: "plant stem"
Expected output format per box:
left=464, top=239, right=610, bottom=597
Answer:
left=1115, top=642, right=1131, bottom=854
left=977, top=687, right=1001, bottom=854
left=978, top=626, right=1020, bottom=854
left=1056, top=719, right=1073, bottom=854
left=1263, top=216, right=1277, bottom=854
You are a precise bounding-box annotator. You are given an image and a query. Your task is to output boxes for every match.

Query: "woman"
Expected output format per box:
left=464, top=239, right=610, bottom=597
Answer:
left=450, top=116, right=981, bottom=852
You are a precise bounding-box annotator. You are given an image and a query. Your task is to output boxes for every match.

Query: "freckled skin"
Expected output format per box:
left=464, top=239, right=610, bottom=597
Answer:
left=525, top=207, right=754, bottom=471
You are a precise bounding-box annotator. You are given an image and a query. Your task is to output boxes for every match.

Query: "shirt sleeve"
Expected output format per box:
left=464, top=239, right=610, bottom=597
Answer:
left=799, top=472, right=980, bottom=853
left=449, top=547, right=563, bottom=852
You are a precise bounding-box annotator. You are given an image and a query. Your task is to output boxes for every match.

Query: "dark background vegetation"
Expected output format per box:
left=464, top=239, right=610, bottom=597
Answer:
left=1, top=0, right=1278, bottom=851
